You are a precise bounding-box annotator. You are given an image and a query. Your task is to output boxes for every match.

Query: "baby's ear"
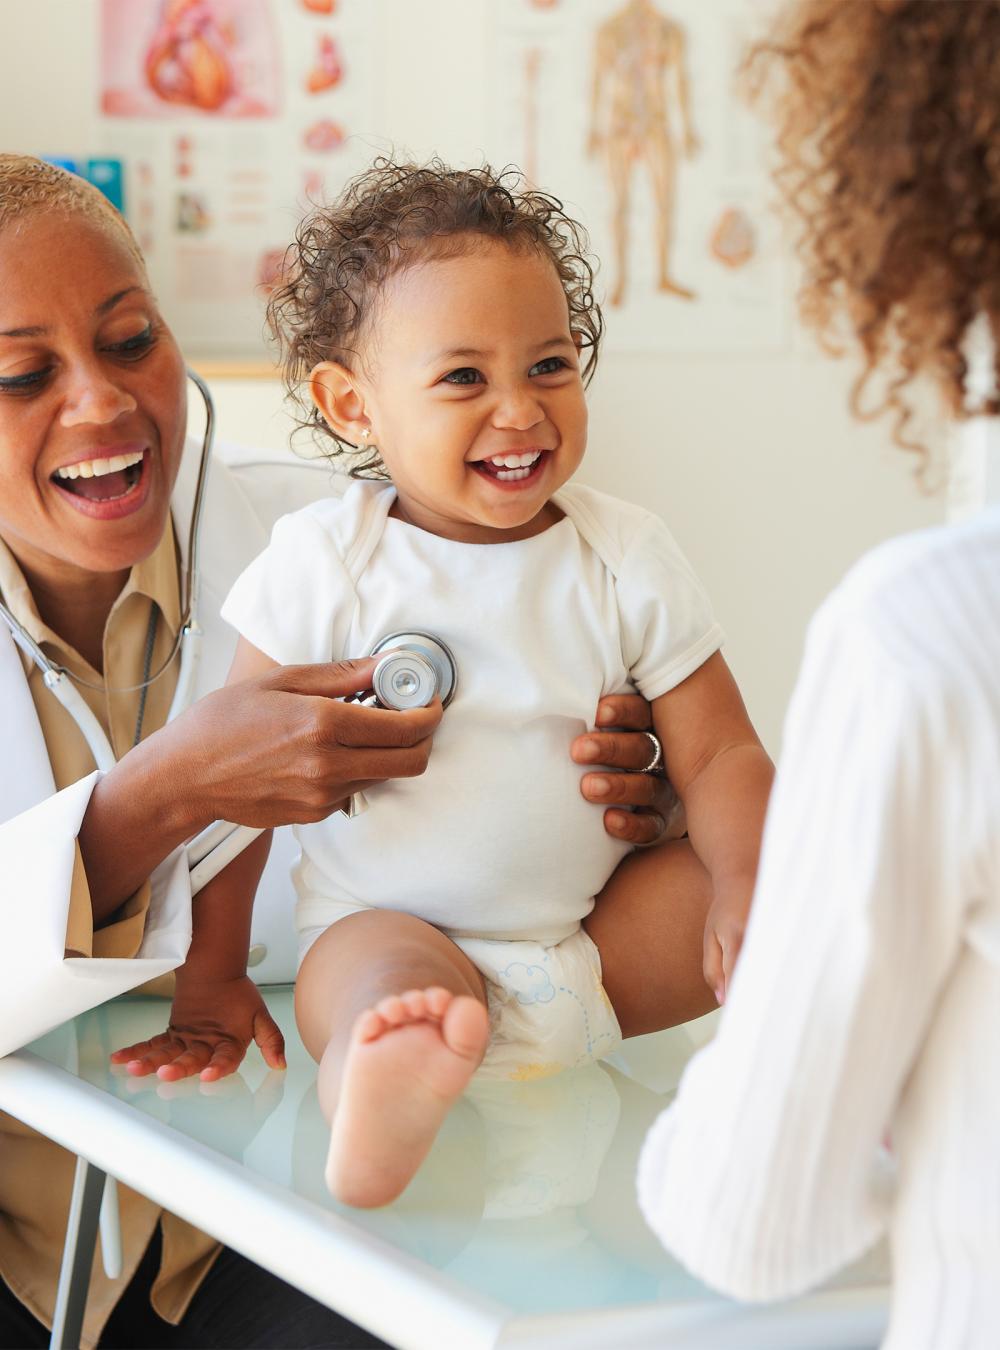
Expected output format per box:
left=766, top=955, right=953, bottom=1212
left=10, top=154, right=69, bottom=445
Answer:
left=309, top=361, right=368, bottom=444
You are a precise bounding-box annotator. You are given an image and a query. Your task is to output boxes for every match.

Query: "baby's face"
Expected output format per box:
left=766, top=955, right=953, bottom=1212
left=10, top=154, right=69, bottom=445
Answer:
left=359, top=239, right=587, bottom=543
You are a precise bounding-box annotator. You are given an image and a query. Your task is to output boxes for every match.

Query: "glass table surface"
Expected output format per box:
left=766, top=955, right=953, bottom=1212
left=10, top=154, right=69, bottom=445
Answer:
left=23, top=988, right=890, bottom=1348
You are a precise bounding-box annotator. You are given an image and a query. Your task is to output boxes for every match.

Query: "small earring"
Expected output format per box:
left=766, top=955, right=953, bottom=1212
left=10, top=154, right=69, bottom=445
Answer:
left=360, top=426, right=371, bottom=443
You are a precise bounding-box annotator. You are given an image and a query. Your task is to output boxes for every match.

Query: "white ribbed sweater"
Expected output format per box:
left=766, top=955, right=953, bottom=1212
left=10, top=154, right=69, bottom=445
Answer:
left=638, top=509, right=1000, bottom=1350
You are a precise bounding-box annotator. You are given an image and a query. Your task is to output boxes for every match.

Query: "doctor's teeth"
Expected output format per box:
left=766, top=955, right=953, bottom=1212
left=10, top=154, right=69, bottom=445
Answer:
left=489, top=451, right=541, bottom=469
left=55, top=451, right=144, bottom=481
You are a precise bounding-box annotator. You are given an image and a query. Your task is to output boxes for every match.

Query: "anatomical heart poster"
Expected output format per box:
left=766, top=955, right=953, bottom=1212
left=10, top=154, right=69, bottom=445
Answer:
left=96, top=0, right=378, bottom=359
left=100, top=0, right=283, bottom=120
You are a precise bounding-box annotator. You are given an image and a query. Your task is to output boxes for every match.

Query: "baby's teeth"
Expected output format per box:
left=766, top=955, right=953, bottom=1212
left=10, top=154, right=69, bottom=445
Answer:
left=489, top=451, right=541, bottom=469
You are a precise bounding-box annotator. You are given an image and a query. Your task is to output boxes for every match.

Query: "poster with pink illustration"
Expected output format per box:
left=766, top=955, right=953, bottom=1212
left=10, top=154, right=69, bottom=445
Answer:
left=101, top=0, right=282, bottom=119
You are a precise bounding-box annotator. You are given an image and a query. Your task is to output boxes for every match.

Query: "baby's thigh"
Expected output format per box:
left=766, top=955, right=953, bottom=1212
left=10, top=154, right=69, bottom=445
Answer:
left=294, top=909, right=486, bottom=1059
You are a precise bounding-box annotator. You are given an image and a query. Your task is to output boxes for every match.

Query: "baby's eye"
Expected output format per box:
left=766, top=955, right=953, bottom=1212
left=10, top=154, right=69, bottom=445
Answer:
left=442, top=367, right=483, bottom=386
left=530, top=356, right=568, bottom=377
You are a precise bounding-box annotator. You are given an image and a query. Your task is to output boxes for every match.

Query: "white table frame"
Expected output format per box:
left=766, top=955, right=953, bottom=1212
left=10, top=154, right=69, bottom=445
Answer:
left=0, top=1046, right=889, bottom=1350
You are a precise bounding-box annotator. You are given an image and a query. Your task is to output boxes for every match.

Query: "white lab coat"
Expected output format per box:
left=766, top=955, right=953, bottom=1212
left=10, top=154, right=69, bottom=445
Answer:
left=0, top=437, right=336, bottom=1058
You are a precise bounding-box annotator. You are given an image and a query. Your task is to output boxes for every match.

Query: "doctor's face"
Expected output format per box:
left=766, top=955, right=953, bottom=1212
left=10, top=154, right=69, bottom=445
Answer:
left=0, top=214, right=187, bottom=586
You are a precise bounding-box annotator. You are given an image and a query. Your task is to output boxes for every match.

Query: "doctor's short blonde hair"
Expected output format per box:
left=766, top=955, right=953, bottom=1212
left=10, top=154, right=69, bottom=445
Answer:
left=0, top=154, right=144, bottom=269
left=267, top=157, right=604, bottom=479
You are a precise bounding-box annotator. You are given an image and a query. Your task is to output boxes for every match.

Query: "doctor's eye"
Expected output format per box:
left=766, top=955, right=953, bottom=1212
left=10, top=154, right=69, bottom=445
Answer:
left=442, top=367, right=483, bottom=386
left=529, top=356, right=569, bottom=377
left=0, top=366, right=52, bottom=395
left=105, top=326, right=157, bottom=359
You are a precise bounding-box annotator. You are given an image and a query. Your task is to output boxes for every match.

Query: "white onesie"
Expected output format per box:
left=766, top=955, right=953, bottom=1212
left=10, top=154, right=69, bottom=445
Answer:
left=223, top=479, right=722, bottom=1078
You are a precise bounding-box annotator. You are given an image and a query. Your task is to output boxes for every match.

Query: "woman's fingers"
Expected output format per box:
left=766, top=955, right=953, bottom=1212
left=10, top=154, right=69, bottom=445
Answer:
left=602, top=807, right=664, bottom=846
left=572, top=729, right=660, bottom=772
left=252, top=1007, right=287, bottom=1071
left=595, top=692, right=653, bottom=731
left=157, top=1046, right=215, bottom=1082
left=580, top=770, right=662, bottom=806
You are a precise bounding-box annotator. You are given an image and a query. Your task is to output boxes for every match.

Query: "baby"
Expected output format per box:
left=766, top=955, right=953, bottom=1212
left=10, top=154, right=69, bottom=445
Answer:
left=119, top=161, right=773, bottom=1208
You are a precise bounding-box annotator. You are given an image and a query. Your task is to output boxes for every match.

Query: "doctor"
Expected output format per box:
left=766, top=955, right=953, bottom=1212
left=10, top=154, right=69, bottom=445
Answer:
left=0, top=155, right=710, bottom=1348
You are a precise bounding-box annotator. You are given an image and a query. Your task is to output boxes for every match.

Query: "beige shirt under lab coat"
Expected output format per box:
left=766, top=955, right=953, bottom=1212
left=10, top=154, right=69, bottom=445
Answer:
left=0, top=528, right=220, bottom=1344
left=0, top=441, right=334, bottom=1348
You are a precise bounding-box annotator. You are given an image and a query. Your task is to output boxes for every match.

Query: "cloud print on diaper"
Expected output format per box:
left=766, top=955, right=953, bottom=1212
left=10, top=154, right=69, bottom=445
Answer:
left=502, top=963, right=556, bottom=1006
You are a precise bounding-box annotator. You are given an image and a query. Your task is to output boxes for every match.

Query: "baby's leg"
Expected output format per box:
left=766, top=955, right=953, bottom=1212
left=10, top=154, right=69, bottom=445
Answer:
left=295, top=911, right=489, bottom=1208
left=585, top=838, right=715, bottom=1037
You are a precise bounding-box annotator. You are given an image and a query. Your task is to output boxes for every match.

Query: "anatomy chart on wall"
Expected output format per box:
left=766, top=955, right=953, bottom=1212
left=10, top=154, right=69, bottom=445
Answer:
left=488, top=0, right=790, bottom=354
left=97, top=0, right=379, bottom=359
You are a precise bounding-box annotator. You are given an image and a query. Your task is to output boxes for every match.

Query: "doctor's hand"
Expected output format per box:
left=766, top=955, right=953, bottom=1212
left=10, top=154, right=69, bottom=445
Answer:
left=111, top=975, right=286, bottom=1083
left=572, top=693, right=684, bottom=848
left=164, top=656, right=442, bottom=830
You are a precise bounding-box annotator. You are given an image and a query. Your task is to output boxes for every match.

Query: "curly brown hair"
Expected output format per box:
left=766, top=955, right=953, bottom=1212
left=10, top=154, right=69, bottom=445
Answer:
left=746, top=0, right=1000, bottom=467
left=267, top=157, right=603, bottom=477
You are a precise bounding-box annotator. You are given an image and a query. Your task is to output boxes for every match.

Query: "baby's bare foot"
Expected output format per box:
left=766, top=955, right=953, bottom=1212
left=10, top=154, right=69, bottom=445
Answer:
left=326, top=986, right=489, bottom=1208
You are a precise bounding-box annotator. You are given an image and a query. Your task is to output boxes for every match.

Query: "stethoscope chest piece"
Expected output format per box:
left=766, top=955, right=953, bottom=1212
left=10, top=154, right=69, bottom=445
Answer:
left=368, top=631, right=458, bottom=710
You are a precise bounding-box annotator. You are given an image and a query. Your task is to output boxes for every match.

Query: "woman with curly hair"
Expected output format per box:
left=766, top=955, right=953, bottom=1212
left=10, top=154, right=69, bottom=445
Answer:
left=638, top=4, right=1000, bottom=1347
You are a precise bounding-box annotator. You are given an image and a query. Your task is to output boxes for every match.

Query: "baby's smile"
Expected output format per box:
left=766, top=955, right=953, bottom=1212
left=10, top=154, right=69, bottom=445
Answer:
left=471, top=448, right=548, bottom=484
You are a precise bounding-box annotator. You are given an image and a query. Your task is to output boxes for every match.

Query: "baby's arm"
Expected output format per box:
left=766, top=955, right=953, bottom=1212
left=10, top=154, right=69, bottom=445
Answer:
left=651, top=652, right=774, bottom=1004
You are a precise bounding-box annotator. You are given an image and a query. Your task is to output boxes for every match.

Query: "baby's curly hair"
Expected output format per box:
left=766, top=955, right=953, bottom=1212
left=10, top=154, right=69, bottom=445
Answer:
left=746, top=0, right=1000, bottom=469
left=267, top=158, right=603, bottom=477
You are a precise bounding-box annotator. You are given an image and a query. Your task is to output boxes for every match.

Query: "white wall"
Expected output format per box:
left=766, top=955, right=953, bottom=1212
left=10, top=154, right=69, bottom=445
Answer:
left=0, top=0, right=941, bottom=751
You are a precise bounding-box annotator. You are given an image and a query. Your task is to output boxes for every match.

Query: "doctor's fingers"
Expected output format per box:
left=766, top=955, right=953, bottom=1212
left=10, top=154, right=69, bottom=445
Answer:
left=113, top=1032, right=212, bottom=1078
left=316, top=695, right=443, bottom=748
left=593, top=692, right=653, bottom=731
left=264, top=657, right=380, bottom=700
left=572, top=728, right=663, bottom=772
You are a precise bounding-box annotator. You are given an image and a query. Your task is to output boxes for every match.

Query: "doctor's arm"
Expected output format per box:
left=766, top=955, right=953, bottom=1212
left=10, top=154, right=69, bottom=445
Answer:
left=78, top=652, right=441, bottom=924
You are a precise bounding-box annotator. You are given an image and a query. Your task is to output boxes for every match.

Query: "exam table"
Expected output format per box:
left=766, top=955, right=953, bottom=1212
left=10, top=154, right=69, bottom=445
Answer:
left=0, top=990, right=889, bottom=1349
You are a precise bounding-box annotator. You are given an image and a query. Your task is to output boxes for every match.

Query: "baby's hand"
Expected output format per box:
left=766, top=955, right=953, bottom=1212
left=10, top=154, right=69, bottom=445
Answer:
left=110, top=975, right=286, bottom=1083
left=703, top=886, right=752, bottom=1006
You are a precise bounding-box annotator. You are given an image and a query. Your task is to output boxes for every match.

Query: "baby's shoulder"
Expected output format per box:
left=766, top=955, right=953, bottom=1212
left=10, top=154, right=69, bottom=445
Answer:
left=273, top=479, right=394, bottom=573
left=556, top=483, right=668, bottom=574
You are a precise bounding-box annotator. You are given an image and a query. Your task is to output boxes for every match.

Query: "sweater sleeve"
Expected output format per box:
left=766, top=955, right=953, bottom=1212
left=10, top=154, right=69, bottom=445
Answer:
left=637, top=588, right=970, bottom=1300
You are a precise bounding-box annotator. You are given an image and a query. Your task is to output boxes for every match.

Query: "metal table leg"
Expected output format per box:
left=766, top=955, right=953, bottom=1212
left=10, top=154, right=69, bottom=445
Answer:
left=50, top=1157, right=106, bottom=1350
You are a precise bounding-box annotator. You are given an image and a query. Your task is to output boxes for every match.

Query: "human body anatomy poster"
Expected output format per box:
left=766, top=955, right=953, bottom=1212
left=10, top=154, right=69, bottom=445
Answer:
left=97, top=0, right=378, bottom=360
left=487, top=0, right=790, bottom=354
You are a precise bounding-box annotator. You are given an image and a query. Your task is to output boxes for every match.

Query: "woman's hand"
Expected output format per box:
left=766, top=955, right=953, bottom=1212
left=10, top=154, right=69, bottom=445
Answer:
left=571, top=693, right=685, bottom=847
left=82, top=657, right=441, bottom=920
left=111, top=975, right=285, bottom=1083
left=167, top=656, right=441, bottom=830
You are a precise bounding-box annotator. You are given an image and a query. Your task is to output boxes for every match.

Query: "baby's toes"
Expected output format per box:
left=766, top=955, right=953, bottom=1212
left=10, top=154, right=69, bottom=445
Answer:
left=353, top=1008, right=389, bottom=1044
left=423, top=987, right=453, bottom=1019
left=372, top=994, right=409, bottom=1026
left=401, top=987, right=444, bottom=1021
